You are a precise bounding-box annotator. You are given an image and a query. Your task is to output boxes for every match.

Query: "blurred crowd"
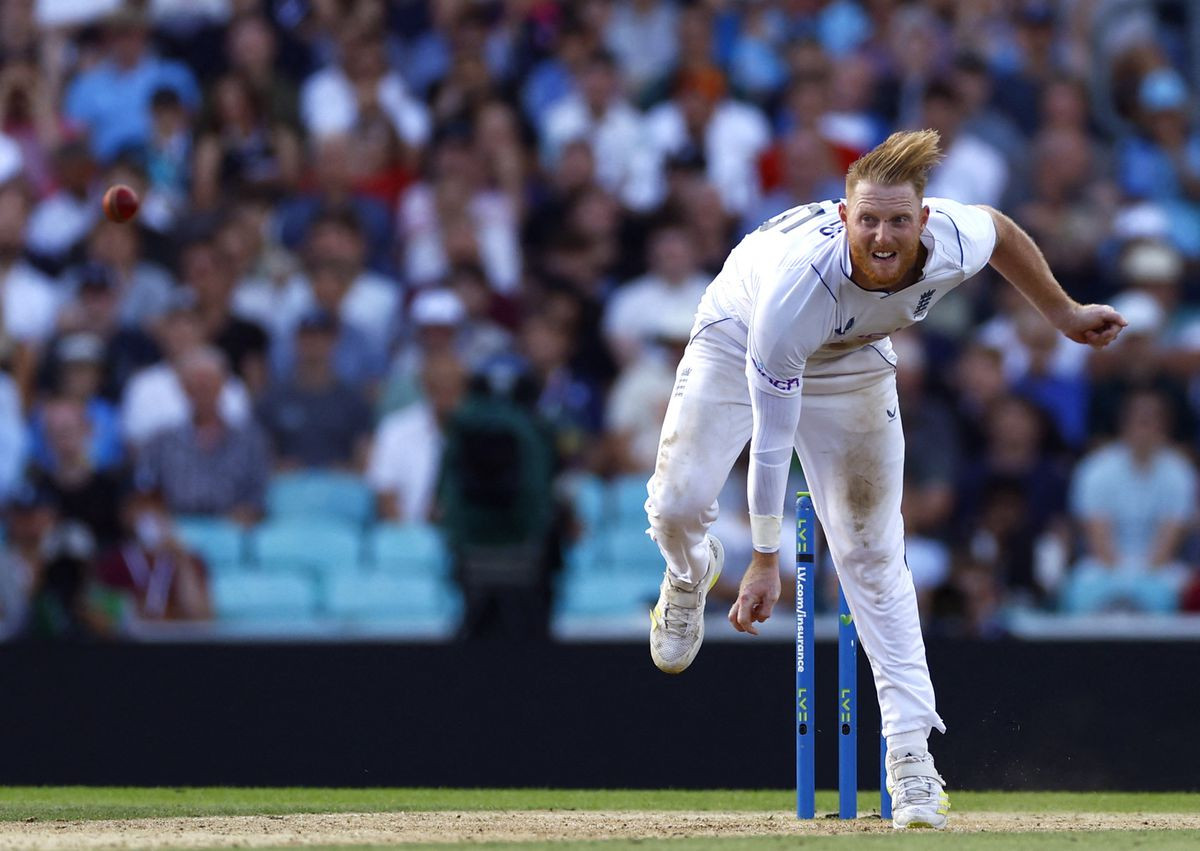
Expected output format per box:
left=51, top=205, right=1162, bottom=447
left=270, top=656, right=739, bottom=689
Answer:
left=2, top=0, right=1200, bottom=640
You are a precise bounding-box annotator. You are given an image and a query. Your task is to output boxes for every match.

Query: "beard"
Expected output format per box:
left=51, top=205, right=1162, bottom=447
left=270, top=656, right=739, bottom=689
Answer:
left=847, top=237, right=923, bottom=290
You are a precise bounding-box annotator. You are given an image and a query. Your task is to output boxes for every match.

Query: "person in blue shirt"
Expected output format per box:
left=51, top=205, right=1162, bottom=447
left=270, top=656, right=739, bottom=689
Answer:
left=63, top=9, right=199, bottom=163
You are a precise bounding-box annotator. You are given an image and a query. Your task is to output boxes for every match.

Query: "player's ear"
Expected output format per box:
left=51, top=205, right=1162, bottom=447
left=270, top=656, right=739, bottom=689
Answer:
left=838, top=202, right=848, bottom=224
left=919, top=205, right=930, bottom=228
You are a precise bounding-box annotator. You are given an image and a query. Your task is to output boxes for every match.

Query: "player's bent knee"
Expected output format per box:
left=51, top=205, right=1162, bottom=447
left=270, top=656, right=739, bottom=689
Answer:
left=839, top=547, right=907, bottom=596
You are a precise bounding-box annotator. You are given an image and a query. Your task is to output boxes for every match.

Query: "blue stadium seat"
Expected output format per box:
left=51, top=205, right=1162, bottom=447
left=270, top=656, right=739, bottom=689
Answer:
left=210, top=571, right=319, bottom=620
left=568, top=473, right=607, bottom=531
left=366, top=523, right=448, bottom=576
left=174, top=516, right=246, bottom=566
left=556, top=572, right=661, bottom=617
left=325, top=572, right=461, bottom=621
left=610, top=474, right=651, bottom=524
left=604, top=525, right=663, bottom=575
left=250, top=519, right=363, bottom=577
left=265, top=471, right=375, bottom=526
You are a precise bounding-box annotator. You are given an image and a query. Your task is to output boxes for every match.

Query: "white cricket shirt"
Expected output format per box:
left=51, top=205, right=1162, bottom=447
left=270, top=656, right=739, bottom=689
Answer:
left=695, top=196, right=997, bottom=548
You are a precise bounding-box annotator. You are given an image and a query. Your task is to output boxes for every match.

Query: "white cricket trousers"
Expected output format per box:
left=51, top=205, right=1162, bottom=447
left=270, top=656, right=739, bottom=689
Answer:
left=645, top=318, right=945, bottom=739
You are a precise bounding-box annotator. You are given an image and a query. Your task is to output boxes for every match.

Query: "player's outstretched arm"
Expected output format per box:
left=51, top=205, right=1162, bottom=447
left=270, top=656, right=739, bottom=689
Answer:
left=978, top=205, right=1127, bottom=349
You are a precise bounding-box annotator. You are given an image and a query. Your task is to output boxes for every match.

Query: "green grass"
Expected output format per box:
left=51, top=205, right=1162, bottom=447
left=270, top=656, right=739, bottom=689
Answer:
left=1, top=788, right=1198, bottom=822
left=181, top=834, right=1200, bottom=851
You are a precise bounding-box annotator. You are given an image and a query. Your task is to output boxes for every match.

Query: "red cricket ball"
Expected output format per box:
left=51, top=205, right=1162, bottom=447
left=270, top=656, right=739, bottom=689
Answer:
left=102, top=184, right=140, bottom=223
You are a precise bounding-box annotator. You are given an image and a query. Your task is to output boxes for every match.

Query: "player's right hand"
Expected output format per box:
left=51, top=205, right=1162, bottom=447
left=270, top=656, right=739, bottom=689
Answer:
left=729, top=556, right=782, bottom=635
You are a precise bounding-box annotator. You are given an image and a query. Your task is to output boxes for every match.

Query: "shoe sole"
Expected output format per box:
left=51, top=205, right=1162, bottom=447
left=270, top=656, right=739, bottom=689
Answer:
left=650, top=537, right=725, bottom=674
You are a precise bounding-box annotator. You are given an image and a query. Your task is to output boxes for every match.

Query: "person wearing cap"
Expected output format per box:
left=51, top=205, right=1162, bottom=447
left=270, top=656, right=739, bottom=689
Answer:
left=378, top=287, right=469, bottom=414
left=1116, top=66, right=1200, bottom=256
left=256, top=309, right=373, bottom=471
left=271, top=257, right=387, bottom=390
left=62, top=7, right=200, bottom=162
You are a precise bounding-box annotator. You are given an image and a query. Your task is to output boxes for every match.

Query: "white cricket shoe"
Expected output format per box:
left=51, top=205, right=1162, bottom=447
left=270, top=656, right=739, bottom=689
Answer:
left=887, top=750, right=950, bottom=830
left=649, top=535, right=724, bottom=674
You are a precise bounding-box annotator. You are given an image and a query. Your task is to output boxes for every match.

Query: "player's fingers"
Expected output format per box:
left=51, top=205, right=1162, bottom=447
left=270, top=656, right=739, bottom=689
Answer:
left=736, top=594, right=760, bottom=634
left=754, top=596, right=775, bottom=622
left=728, top=600, right=743, bottom=632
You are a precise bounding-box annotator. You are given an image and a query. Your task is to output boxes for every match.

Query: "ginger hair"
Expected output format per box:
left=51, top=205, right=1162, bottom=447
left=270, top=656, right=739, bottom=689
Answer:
left=845, top=130, right=943, bottom=199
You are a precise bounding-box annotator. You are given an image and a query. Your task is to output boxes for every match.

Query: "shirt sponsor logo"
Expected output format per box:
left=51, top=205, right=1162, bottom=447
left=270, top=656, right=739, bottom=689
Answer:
left=752, top=357, right=801, bottom=391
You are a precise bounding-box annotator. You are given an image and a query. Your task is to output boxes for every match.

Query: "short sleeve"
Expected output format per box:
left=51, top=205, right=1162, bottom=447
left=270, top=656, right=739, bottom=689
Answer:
left=745, top=265, right=836, bottom=397
left=926, top=197, right=997, bottom=279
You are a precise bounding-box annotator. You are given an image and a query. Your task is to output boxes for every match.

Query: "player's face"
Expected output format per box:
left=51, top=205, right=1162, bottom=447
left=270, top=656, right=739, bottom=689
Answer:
left=840, top=182, right=929, bottom=290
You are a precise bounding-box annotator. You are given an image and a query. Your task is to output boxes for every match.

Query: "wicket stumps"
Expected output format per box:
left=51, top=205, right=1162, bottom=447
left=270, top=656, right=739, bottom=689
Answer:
left=795, top=491, right=893, bottom=820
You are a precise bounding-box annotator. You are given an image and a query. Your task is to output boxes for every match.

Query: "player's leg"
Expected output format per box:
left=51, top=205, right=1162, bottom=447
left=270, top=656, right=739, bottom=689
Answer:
left=646, top=323, right=752, bottom=672
left=794, top=353, right=948, bottom=828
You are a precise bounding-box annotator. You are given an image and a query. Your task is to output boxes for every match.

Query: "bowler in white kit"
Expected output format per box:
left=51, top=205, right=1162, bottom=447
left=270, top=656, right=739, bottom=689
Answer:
left=645, top=130, right=1126, bottom=829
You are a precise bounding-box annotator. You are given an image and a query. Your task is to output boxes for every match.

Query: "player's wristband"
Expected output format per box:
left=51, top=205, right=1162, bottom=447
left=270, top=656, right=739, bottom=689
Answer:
left=750, top=514, right=782, bottom=553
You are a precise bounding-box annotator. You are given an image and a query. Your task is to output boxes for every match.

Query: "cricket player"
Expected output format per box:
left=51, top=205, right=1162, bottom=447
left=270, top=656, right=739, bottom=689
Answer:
left=645, top=130, right=1125, bottom=829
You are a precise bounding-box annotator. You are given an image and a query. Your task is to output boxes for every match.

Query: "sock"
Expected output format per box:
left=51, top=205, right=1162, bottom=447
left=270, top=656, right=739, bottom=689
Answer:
left=886, top=729, right=928, bottom=760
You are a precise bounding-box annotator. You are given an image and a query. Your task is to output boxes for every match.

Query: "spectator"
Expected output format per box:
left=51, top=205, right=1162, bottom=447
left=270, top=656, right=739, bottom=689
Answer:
left=921, top=80, right=1009, bottom=207
left=1115, top=67, right=1200, bottom=257
left=94, top=485, right=213, bottom=624
left=368, top=352, right=466, bottom=524
left=29, top=397, right=123, bottom=548
left=643, top=67, right=771, bottom=215
left=604, top=305, right=692, bottom=475
left=520, top=311, right=604, bottom=470
left=143, top=87, right=193, bottom=227
left=1063, top=390, right=1196, bottom=613
left=191, top=73, right=301, bottom=211
left=120, top=293, right=252, bottom=447
left=540, top=49, right=652, bottom=211
left=25, top=139, right=98, bottom=270
left=71, top=223, right=175, bottom=330
left=275, top=135, right=394, bottom=274
left=0, top=365, right=25, bottom=501
left=743, top=128, right=844, bottom=235
left=300, top=25, right=430, bottom=152
left=604, top=0, right=679, bottom=102
left=399, top=126, right=522, bottom=295
left=29, top=334, right=123, bottom=475
left=62, top=7, right=200, bottom=162
left=224, top=14, right=300, bottom=130
left=0, top=182, right=60, bottom=346
left=0, top=481, right=97, bottom=641
left=136, top=347, right=269, bottom=524
left=0, top=54, right=61, bottom=197
left=301, top=208, right=401, bottom=361
left=1086, top=289, right=1194, bottom=445
left=273, top=257, right=387, bottom=389
left=179, top=235, right=270, bottom=395
left=41, top=262, right=161, bottom=402
left=603, top=224, right=707, bottom=366
left=379, top=287, right=469, bottom=414
left=956, top=395, right=1070, bottom=597
left=257, top=310, right=372, bottom=471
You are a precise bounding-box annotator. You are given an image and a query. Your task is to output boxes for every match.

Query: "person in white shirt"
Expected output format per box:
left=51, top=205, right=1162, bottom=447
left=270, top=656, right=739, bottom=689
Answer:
left=644, top=130, right=1126, bottom=830
left=602, top=224, right=709, bottom=366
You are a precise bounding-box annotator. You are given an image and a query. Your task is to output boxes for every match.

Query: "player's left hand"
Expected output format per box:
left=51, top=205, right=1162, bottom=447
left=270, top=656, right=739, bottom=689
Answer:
left=1055, top=302, right=1127, bottom=349
left=729, top=556, right=781, bottom=635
